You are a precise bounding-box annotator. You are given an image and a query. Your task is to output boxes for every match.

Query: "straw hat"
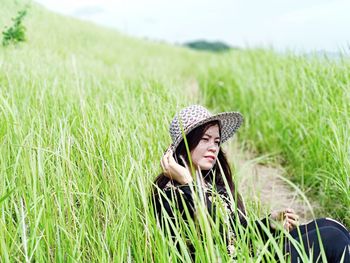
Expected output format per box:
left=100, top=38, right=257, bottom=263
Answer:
left=169, top=105, right=243, bottom=151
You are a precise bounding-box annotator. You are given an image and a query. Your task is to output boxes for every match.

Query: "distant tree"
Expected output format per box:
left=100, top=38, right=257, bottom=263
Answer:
left=2, top=9, right=28, bottom=47
left=183, top=40, right=233, bottom=52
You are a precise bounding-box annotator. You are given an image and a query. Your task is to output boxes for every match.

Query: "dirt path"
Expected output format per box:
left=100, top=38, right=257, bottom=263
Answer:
left=186, top=78, right=318, bottom=223
left=225, top=140, right=318, bottom=223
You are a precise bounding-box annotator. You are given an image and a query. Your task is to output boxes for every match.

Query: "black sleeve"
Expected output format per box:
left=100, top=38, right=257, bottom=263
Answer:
left=254, top=216, right=279, bottom=243
left=152, top=183, right=196, bottom=237
left=229, top=213, right=278, bottom=242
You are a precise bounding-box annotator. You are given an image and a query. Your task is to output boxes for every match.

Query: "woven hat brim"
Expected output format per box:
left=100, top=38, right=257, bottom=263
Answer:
left=169, top=111, right=243, bottom=152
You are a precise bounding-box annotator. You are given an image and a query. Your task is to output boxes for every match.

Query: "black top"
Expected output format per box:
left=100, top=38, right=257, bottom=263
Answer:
left=152, top=177, right=277, bottom=257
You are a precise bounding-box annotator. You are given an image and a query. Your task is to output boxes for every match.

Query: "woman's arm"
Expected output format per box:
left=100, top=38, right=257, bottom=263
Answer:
left=254, top=209, right=300, bottom=243
left=152, top=182, right=196, bottom=238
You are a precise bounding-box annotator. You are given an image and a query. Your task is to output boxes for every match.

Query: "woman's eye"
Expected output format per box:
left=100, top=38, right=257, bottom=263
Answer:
left=202, top=137, right=209, bottom=141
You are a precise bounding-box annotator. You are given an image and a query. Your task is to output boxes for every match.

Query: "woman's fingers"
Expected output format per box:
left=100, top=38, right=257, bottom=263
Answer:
left=285, top=213, right=299, bottom=227
left=283, top=209, right=299, bottom=231
left=168, top=152, right=177, bottom=165
left=270, top=209, right=300, bottom=231
left=285, top=212, right=299, bottom=221
left=162, top=149, right=179, bottom=180
left=285, top=211, right=299, bottom=228
left=161, top=151, right=170, bottom=174
left=283, top=218, right=297, bottom=231
left=284, top=209, right=298, bottom=218
left=287, top=218, right=299, bottom=227
left=283, top=221, right=291, bottom=230
left=160, top=158, right=165, bottom=170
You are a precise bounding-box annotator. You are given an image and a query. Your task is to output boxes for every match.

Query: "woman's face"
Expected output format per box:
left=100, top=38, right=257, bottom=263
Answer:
left=190, top=124, right=220, bottom=171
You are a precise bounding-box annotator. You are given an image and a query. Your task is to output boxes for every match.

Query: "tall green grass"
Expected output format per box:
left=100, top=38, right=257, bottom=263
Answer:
left=0, top=1, right=208, bottom=260
left=198, top=50, right=350, bottom=225
left=0, top=0, right=347, bottom=261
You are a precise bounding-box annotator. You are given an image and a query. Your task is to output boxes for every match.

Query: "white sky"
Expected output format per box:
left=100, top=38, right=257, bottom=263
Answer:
left=35, top=0, right=350, bottom=53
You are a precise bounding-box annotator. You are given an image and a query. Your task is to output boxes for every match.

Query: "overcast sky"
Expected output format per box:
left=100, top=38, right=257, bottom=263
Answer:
left=35, top=0, right=350, bottom=53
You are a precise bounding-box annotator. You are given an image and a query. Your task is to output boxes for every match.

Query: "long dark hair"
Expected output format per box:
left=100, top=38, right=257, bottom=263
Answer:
left=152, top=120, right=246, bottom=215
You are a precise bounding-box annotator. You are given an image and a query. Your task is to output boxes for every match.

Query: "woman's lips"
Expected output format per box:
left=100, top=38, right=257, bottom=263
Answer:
left=205, top=156, right=215, bottom=161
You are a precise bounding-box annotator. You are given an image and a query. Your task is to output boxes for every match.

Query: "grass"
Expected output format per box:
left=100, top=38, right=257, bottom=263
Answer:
left=0, top=0, right=348, bottom=261
left=198, top=49, right=350, bottom=225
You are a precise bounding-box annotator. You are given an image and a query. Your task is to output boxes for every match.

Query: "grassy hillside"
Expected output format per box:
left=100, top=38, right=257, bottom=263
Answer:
left=1, top=0, right=348, bottom=261
left=0, top=1, right=212, bottom=261
left=198, top=50, right=350, bottom=224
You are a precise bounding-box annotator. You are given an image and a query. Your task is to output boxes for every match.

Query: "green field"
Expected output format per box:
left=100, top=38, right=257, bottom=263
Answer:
left=1, top=1, right=349, bottom=261
left=198, top=50, right=350, bottom=222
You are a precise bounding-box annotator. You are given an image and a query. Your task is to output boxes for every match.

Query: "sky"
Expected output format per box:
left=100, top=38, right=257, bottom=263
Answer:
left=35, top=0, right=350, bottom=53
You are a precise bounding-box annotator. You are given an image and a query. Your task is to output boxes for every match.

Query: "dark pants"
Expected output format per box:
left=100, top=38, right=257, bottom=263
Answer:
left=285, top=218, right=350, bottom=262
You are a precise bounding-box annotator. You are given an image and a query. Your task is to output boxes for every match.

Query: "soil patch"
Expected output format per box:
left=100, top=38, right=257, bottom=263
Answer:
left=225, top=140, right=319, bottom=223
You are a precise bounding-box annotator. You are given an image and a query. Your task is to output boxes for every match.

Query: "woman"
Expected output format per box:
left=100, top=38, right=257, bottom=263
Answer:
left=151, top=105, right=350, bottom=262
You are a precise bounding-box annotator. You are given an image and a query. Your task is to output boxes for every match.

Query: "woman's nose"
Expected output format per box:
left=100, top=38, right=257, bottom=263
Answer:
left=208, top=143, right=218, bottom=152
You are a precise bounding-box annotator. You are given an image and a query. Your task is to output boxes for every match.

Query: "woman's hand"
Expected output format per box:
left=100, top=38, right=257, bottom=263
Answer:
left=269, top=208, right=299, bottom=231
left=160, top=148, right=193, bottom=185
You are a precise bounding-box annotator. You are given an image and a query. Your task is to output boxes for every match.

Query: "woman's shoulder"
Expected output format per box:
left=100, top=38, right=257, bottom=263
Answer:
left=154, top=178, right=185, bottom=192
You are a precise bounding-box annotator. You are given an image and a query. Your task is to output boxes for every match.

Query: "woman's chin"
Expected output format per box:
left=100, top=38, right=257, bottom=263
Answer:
left=198, top=163, right=215, bottom=171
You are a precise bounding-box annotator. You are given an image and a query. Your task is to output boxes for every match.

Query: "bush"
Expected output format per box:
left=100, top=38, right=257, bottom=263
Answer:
left=2, top=9, right=28, bottom=47
left=183, top=40, right=233, bottom=53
